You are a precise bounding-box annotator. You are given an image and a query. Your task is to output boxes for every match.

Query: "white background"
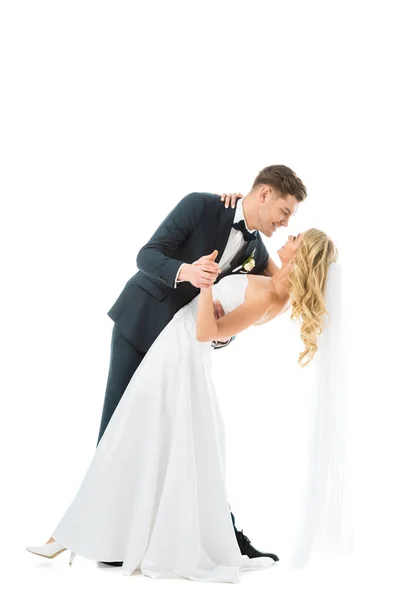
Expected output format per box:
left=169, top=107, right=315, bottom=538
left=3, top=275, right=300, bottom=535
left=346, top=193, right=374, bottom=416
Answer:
left=1, top=1, right=399, bottom=598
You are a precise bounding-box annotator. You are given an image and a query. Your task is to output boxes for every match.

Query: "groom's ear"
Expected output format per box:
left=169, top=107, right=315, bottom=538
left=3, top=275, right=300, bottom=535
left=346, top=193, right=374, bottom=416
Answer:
left=258, top=184, right=273, bottom=204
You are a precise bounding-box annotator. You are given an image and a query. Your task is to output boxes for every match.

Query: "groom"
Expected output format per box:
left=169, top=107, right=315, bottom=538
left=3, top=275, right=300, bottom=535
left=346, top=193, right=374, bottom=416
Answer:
left=97, top=164, right=307, bottom=566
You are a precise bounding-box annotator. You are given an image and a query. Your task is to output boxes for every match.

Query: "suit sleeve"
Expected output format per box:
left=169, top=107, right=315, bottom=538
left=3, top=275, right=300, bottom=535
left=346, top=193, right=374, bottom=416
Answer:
left=136, top=192, right=206, bottom=288
left=258, top=243, right=270, bottom=274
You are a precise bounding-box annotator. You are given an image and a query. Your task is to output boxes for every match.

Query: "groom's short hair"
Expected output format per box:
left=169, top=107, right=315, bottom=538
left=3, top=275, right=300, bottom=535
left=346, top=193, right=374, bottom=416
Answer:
left=252, top=165, right=307, bottom=203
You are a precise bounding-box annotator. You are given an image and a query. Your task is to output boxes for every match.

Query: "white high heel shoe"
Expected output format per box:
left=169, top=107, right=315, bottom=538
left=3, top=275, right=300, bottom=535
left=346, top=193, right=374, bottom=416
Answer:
left=26, top=540, right=76, bottom=566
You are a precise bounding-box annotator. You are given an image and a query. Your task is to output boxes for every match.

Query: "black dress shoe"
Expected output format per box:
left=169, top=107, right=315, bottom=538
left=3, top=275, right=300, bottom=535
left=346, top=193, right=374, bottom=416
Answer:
left=235, top=528, right=279, bottom=562
left=100, top=561, right=123, bottom=566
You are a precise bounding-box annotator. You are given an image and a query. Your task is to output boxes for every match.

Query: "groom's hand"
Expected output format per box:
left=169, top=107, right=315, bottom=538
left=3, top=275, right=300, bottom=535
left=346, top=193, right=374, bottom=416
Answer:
left=216, top=192, right=243, bottom=208
left=178, top=250, right=221, bottom=288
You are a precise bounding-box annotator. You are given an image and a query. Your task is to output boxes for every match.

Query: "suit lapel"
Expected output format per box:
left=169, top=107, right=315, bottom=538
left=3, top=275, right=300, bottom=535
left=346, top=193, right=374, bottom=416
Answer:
left=229, top=241, right=251, bottom=272
left=214, top=205, right=237, bottom=264
left=229, top=235, right=258, bottom=273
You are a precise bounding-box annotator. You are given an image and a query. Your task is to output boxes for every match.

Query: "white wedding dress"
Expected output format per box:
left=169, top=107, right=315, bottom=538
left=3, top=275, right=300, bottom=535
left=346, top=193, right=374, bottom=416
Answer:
left=52, top=273, right=275, bottom=582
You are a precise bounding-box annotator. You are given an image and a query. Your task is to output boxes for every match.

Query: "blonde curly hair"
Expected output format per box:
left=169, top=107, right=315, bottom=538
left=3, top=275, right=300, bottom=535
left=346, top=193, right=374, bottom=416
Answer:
left=288, top=228, right=338, bottom=367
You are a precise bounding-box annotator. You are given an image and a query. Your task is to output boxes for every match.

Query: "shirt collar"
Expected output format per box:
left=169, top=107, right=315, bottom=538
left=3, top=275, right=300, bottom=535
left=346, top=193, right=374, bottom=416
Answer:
left=233, top=197, right=256, bottom=232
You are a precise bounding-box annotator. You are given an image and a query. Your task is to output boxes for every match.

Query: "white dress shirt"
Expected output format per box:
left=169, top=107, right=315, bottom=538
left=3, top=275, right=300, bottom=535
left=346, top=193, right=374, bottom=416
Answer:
left=174, top=197, right=255, bottom=287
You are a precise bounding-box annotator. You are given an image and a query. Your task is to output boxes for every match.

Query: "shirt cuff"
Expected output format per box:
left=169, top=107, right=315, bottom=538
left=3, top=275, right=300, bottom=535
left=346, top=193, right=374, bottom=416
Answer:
left=174, top=263, right=186, bottom=288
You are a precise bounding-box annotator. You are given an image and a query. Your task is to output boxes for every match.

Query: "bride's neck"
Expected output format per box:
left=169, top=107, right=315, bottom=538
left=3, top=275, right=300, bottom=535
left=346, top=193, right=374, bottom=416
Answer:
left=270, top=265, right=292, bottom=297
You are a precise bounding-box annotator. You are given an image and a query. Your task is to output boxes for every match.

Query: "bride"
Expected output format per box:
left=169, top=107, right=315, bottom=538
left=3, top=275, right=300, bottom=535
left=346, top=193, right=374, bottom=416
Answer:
left=26, top=227, right=338, bottom=583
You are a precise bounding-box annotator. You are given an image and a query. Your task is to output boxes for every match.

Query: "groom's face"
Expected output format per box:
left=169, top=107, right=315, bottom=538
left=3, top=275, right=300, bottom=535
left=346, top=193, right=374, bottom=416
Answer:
left=256, top=186, right=299, bottom=237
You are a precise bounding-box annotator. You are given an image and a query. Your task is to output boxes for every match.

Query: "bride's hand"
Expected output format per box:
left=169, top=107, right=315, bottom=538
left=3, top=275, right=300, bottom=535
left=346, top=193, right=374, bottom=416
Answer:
left=215, top=192, right=243, bottom=208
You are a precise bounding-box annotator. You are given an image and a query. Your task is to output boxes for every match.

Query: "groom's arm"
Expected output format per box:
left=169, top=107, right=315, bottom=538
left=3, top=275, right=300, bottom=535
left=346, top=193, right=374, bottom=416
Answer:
left=136, top=192, right=206, bottom=289
left=137, top=192, right=236, bottom=349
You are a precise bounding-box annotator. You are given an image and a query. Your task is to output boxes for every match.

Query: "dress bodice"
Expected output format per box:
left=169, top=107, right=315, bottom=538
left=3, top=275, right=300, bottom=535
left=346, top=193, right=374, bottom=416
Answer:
left=211, top=273, right=249, bottom=314
left=176, top=273, right=251, bottom=332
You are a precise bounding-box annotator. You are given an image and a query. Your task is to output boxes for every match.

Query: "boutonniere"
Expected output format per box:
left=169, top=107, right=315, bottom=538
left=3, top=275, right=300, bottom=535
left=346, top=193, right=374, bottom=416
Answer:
left=241, top=249, right=256, bottom=272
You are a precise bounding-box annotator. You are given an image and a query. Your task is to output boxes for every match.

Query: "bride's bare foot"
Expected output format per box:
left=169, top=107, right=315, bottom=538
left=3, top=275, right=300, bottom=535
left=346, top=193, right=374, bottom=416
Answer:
left=46, top=537, right=55, bottom=544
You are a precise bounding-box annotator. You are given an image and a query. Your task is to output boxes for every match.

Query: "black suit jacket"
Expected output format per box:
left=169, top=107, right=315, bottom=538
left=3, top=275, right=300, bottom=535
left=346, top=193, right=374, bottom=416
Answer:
left=107, top=193, right=269, bottom=352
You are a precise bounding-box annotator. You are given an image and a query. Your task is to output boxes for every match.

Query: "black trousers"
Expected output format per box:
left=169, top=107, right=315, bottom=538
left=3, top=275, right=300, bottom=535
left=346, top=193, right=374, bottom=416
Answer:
left=96, top=323, right=237, bottom=530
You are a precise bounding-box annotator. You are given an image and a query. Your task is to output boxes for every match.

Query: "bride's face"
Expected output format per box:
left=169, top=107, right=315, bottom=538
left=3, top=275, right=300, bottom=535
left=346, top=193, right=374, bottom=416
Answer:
left=278, top=232, right=304, bottom=263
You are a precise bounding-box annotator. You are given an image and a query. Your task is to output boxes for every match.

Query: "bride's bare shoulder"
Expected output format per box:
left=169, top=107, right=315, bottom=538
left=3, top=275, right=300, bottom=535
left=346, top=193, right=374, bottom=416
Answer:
left=245, top=274, right=289, bottom=324
left=245, top=273, right=275, bottom=297
left=243, top=273, right=278, bottom=306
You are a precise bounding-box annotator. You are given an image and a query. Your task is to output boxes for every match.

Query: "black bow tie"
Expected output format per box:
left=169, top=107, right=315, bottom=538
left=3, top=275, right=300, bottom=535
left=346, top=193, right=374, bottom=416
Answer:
left=232, top=219, right=257, bottom=242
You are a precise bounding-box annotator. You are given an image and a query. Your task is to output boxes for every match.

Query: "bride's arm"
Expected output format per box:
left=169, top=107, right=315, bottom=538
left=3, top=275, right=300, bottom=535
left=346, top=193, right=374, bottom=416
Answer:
left=196, top=283, right=269, bottom=342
